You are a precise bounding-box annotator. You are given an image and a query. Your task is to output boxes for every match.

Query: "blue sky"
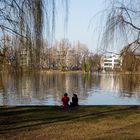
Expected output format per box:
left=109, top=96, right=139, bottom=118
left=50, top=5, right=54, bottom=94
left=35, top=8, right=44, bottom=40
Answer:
left=55, top=0, right=105, bottom=52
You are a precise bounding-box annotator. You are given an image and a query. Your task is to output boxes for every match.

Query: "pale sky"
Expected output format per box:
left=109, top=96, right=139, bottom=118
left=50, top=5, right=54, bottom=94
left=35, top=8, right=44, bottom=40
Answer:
left=55, top=0, right=106, bottom=53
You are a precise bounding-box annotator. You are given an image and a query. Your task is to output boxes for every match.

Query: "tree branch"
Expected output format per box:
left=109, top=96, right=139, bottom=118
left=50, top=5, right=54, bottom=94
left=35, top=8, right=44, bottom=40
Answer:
left=0, top=24, right=28, bottom=39
left=124, top=20, right=140, bottom=31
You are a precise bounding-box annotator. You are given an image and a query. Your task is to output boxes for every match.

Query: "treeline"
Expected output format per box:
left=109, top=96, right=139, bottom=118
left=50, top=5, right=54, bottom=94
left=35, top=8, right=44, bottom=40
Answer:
left=1, top=33, right=140, bottom=73
left=0, top=35, right=102, bottom=72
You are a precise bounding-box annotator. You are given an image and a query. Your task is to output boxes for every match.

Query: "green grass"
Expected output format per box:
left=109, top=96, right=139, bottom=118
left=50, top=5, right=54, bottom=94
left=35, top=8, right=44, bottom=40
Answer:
left=0, top=106, right=140, bottom=140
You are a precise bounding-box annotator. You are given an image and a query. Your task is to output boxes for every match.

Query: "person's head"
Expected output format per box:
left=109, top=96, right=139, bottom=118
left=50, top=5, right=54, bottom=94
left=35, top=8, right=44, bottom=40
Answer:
left=64, top=93, right=68, bottom=97
left=73, top=94, right=77, bottom=97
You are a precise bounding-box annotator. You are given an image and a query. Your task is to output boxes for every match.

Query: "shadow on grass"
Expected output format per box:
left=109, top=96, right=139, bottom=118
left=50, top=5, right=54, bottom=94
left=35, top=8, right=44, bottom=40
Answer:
left=0, top=106, right=139, bottom=134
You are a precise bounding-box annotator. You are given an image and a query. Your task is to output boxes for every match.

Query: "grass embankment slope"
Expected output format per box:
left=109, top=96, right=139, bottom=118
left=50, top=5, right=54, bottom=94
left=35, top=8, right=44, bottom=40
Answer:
left=0, top=106, right=140, bottom=140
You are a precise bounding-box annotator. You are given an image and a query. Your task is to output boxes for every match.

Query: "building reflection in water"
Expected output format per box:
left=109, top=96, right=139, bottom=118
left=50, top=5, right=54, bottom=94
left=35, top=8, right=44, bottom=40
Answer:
left=0, top=72, right=140, bottom=105
left=100, top=74, right=121, bottom=93
left=99, top=73, right=140, bottom=98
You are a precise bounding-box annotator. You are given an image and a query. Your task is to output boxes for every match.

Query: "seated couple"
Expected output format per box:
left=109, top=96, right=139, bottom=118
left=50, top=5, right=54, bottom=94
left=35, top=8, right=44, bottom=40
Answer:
left=61, top=93, right=79, bottom=107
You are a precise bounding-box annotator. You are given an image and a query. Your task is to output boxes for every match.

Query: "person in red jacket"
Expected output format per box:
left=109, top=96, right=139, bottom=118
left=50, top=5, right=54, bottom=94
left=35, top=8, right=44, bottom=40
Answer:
left=61, top=93, right=70, bottom=107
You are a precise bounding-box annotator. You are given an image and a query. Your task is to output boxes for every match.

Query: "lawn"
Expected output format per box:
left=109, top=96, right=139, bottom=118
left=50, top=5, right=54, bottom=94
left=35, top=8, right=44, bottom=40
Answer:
left=0, top=106, right=140, bottom=140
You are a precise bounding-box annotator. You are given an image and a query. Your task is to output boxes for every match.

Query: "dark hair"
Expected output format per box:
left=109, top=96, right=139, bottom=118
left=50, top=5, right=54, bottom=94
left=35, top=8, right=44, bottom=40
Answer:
left=73, top=94, right=77, bottom=97
left=64, top=93, right=68, bottom=96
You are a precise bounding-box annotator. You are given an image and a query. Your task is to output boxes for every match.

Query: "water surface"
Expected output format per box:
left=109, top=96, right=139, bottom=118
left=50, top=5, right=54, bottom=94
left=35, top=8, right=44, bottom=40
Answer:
left=0, top=72, right=140, bottom=105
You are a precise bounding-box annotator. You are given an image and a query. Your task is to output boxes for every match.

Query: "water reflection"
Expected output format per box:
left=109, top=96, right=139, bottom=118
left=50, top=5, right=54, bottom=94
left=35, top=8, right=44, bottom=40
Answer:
left=0, top=72, right=140, bottom=105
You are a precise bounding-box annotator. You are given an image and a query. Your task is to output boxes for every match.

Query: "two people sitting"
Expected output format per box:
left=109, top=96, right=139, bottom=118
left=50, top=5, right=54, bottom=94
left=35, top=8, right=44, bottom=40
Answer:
left=61, top=93, right=78, bottom=107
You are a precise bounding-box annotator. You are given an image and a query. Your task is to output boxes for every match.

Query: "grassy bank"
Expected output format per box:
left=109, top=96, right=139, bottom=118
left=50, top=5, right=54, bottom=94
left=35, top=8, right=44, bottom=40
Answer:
left=0, top=106, right=140, bottom=140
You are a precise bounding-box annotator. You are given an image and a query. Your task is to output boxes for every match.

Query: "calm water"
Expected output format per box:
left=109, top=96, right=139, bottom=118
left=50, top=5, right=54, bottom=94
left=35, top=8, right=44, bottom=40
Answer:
left=0, top=72, right=140, bottom=105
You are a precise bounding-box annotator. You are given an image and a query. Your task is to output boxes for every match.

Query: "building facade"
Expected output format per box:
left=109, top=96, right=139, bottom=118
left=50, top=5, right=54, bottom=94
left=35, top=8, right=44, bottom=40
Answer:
left=100, top=54, right=122, bottom=71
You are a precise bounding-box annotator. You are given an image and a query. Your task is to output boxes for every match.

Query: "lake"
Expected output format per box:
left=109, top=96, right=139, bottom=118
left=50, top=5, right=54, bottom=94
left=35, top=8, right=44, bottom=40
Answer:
left=0, top=72, right=140, bottom=105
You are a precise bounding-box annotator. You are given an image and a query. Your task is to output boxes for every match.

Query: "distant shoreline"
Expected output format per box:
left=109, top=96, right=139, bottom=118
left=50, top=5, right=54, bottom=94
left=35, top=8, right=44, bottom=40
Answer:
left=1, top=69, right=140, bottom=75
left=21, top=70, right=140, bottom=75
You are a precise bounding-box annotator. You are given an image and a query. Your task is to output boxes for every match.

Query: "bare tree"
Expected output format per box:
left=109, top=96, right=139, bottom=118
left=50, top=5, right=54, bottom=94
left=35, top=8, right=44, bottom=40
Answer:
left=92, top=54, right=102, bottom=72
left=57, top=39, right=70, bottom=70
left=74, top=41, right=89, bottom=69
left=102, top=0, right=140, bottom=51
left=0, top=0, right=69, bottom=70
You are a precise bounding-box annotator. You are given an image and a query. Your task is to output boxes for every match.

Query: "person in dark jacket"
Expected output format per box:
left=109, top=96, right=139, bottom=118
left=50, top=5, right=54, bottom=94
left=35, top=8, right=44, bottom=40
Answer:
left=70, top=94, right=79, bottom=107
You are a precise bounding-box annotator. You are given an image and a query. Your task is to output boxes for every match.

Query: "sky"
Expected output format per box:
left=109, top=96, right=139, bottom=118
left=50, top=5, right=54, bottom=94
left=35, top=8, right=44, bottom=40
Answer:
left=55, top=0, right=106, bottom=53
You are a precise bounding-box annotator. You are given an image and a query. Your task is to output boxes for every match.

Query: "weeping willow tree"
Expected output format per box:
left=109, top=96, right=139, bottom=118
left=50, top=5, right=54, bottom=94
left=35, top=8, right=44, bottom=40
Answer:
left=0, top=0, right=69, bottom=69
left=99, top=0, right=140, bottom=71
left=102, top=0, right=140, bottom=51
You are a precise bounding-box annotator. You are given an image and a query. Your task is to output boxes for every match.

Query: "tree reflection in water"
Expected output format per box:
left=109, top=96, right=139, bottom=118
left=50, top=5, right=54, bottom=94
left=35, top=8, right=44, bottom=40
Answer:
left=120, top=74, right=140, bottom=97
left=0, top=72, right=140, bottom=105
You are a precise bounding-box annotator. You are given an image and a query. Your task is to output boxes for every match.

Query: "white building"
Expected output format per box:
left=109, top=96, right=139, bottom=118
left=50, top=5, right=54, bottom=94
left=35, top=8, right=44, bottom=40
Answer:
left=100, top=54, right=122, bottom=71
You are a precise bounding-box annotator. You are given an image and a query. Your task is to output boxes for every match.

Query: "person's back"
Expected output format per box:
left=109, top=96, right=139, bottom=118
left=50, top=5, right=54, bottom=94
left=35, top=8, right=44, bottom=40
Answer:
left=72, top=96, right=78, bottom=106
left=61, top=93, right=69, bottom=107
left=71, top=94, right=78, bottom=107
